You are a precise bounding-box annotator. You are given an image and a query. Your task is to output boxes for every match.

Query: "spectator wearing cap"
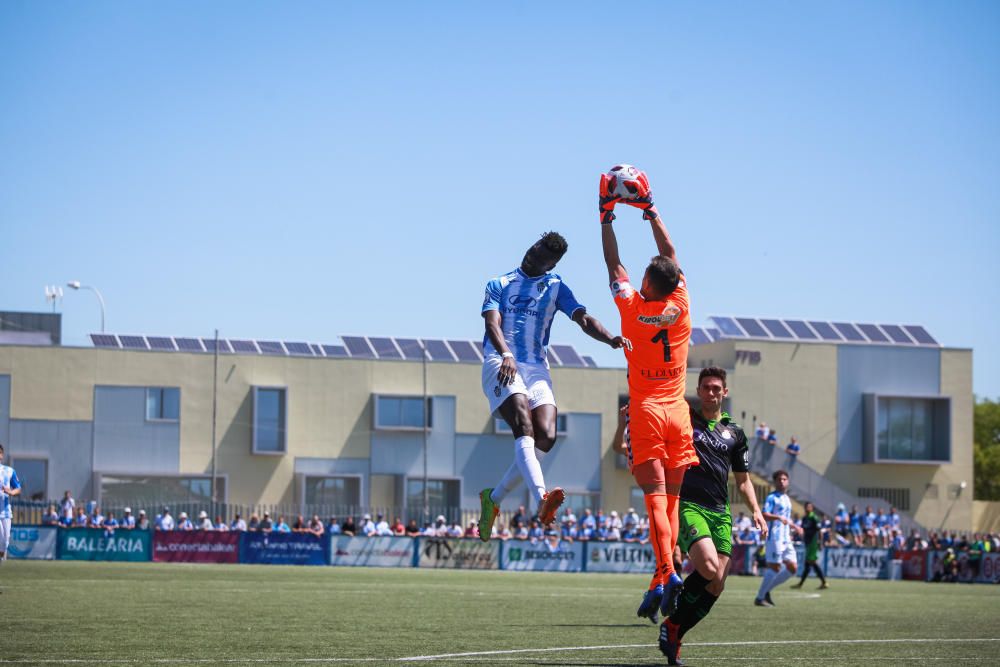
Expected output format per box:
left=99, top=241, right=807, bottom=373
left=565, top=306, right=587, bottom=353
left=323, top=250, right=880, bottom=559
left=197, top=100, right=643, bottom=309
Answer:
left=176, top=512, right=193, bottom=531
left=196, top=511, right=213, bottom=531
left=608, top=510, right=623, bottom=532
left=433, top=515, right=448, bottom=537
left=623, top=507, right=640, bottom=532
left=156, top=508, right=174, bottom=531
left=214, top=515, right=229, bottom=531
left=358, top=513, right=375, bottom=536
left=275, top=516, right=291, bottom=533
left=137, top=510, right=149, bottom=530
left=42, top=504, right=60, bottom=526
left=121, top=508, right=136, bottom=530
left=258, top=512, right=273, bottom=532
left=231, top=514, right=247, bottom=531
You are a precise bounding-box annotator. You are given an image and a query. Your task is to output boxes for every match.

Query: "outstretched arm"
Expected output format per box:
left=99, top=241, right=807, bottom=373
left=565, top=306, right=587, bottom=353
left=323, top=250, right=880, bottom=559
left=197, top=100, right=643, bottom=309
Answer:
left=572, top=309, right=629, bottom=350
left=645, top=207, right=678, bottom=265
left=601, top=223, right=629, bottom=286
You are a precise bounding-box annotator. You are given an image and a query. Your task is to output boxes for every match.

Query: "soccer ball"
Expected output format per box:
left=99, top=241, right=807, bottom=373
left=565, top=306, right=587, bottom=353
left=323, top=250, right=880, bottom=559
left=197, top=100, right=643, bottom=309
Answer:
left=606, top=164, right=644, bottom=199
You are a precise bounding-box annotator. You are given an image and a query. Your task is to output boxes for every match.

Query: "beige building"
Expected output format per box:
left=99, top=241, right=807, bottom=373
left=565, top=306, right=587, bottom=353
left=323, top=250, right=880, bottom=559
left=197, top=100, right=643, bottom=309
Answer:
left=0, top=314, right=974, bottom=530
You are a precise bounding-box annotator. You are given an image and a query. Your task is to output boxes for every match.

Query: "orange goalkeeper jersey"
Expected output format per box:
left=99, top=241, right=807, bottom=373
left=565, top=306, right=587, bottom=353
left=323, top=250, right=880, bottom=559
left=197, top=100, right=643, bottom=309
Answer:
left=612, top=272, right=691, bottom=404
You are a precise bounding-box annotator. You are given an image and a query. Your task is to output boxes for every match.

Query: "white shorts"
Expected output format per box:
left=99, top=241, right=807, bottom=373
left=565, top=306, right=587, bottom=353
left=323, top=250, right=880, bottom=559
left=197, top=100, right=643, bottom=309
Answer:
left=766, top=540, right=797, bottom=565
left=481, top=355, right=556, bottom=414
left=0, top=518, right=10, bottom=553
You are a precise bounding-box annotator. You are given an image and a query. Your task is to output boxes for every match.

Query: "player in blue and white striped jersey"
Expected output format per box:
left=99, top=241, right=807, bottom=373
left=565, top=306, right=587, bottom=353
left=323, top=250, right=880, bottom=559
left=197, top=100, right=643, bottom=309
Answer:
left=755, top=469, right=803, bottom=606
left=478, top=232, right=629, bottom=539
left=0, top=442, right=23, bottom=563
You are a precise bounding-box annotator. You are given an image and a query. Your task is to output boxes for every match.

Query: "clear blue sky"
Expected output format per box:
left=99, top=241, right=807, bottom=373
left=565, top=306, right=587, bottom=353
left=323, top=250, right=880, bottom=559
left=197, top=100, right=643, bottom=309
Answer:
left=1, top=2, right=998, bottom=399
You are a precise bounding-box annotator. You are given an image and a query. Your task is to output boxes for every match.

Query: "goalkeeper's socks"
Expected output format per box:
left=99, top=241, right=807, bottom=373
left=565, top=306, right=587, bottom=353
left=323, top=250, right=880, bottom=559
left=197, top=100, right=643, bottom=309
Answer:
left=644, top=493, right=675, bottom=583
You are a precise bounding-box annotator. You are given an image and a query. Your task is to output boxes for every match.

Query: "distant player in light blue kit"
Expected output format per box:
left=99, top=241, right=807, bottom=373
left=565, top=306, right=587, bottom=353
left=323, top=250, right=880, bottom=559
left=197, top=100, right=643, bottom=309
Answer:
left=478, top=232, right=628, bottom=538
left=755, top=469, right=802, bottom=606
left=0, top=442, right=23, bottom=563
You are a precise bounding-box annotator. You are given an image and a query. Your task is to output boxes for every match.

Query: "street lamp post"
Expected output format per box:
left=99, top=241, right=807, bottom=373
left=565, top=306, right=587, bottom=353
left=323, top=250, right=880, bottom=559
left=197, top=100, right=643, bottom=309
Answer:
left=66, top=281, right=106, bottom=333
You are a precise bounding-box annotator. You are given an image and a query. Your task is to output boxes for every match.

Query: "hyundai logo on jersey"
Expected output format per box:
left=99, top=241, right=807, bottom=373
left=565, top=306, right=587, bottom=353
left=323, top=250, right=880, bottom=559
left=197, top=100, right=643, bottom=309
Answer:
left=507, top=294, right=537, bottom=308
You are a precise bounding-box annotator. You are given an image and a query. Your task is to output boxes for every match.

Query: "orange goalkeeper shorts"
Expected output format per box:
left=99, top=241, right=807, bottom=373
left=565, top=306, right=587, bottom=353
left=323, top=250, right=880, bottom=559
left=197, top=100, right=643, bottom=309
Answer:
left=626, top=399, right=698, bottom=471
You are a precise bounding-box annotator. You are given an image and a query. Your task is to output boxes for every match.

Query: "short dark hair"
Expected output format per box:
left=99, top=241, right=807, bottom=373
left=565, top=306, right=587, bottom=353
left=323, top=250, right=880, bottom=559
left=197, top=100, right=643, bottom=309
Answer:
left=645, top=255, right=680, bottom=296
left=0, top=442, right=4, bottom=454
left=773, top=469, right=789, bottom=483
left=698, top=366, right=727, bottom=388
left=539, top=231, right=568, bottom=256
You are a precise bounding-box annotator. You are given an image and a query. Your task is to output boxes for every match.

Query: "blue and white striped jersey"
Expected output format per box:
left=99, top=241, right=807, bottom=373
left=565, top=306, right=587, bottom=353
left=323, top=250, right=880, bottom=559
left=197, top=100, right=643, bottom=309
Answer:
left=0, top=465, right=21, bottom=520
left=763, top=490, right=792, bottom=545
left=481, top=268, right=584, bottom=364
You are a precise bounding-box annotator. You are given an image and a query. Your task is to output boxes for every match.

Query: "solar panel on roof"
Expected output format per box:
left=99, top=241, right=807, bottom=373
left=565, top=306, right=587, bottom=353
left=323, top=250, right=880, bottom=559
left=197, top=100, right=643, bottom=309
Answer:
left=832, top=322, right=865, bottom=342
left=175, top=337, right=204, bottom=352
left=119, top=335, right=148, bottom=350
left=760, top=319, right=794, bottom=339
left=229, top=339, right=259, bottom=354
left=736, top=318, right=769, bottom=338
left=784, top=320, right=818, bottom=340
left=447, top=340, right=480, bottom=362
left=809, top=321, right=842, bottom=341
left=321, top=344, right=348, bottom=357
left=257, top=340, right=285, bottom=355
left=91, top=334, right=120, bottom=348
left=691, top=328, right=712, bottom=346
left=473, top=340, right=484, bottom=356
left=582, top=355, right=597, bottom=367
left=903, top=325, right=937, bottom=346
left=147, top=336, right=176, bottom=351
left=857, top=324, right=890, bottom=343
left=547, top=349, right=561, bottom=366
left=710, top=317, right=746, bottom=338
left=879, top=324, right=913, bottom=344
left=342, top=336, right=375, bottom=358
left=202, top=339, right=232, bottom=353
left=369, top=337, right=402, bottom=359
left=551, top=344, right=585, bottom=367
left=394, top=338, right=425, bottom=360
left=706, top=328, right=721, bottom=341
left=310, top=343, right=323, bottom=355
left=422, top=339, right=455, bottom=361
left=284, top=342, right=313, bottom=356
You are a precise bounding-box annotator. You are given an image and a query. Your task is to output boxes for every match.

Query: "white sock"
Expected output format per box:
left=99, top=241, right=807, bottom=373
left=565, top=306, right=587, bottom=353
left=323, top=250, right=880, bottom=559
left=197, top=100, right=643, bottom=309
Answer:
left=491, top=449, right=545, bottom=505
left=757, top=568, right=776, bottom=600
left=769, top=567, right=795, bottom=592
left=513, top=436, right=546, bottom=504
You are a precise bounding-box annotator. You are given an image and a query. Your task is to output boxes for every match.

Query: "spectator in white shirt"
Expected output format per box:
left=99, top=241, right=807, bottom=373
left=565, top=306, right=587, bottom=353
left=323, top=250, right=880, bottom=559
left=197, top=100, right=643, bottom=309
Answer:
left=196, top=511, right=213, bottom=531
left=176, top=512, right=194, bottom=531
left=230, top=514, right=247, bottom=531
left=374, top=514, right=392, bottom=536
left=156, top=508, right=175, bottom=531
left=214, top=516, right=230, bottom=531
left=60, top=491, right=76, bottom=521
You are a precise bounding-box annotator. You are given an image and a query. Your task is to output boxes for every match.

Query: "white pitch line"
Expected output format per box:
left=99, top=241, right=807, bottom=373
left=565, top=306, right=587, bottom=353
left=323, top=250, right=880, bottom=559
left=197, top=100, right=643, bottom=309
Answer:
left=3, top=638, right=998, bottom=665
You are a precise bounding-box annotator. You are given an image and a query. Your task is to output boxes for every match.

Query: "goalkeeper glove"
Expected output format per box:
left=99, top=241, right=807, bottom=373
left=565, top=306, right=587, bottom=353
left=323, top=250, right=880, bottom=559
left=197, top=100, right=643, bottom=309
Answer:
left=599, top=173, right=620, bottom=224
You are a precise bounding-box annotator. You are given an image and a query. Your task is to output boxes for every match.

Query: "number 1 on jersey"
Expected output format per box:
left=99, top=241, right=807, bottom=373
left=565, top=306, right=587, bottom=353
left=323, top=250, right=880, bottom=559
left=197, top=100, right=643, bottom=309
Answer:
left=651, top=329, right=671, bottom=362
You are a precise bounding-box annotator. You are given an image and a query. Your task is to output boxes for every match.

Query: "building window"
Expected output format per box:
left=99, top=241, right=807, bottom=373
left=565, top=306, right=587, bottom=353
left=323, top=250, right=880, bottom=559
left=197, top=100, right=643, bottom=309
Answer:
left=304, top=476, right=361, bottom=509
left=100, top=475, right=226, bottom=506
left=876, top=397, right=947, bottom=462
left=253, top=387, right=287, bottom=454
left=11, top=458, right=47, bottom=501
left=494, top=414, right=567, bottom=435
left=406, top=478, right=459, bottom=521
left=146, top=387, right=180, bottom=421
left=858, top=487, right=911, bottom=512
left=375, top=395, right=431, bottom=430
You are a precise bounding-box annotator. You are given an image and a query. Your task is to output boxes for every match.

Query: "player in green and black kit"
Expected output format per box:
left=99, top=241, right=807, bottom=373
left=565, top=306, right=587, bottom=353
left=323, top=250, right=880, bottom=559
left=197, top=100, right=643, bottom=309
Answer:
left=659, top=367, right=768, bottom=665
left=791, top=501, right=828, bottom=589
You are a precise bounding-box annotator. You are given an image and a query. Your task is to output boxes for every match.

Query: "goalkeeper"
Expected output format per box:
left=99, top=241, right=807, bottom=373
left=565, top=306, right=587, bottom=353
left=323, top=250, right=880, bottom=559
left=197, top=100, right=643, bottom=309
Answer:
left=659, top=367, right=767, bottom=666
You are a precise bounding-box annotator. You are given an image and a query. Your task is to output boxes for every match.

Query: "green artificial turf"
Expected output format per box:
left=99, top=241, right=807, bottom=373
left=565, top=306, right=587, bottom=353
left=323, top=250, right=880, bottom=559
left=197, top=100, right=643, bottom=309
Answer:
left=2, top=561, right=997, bottom=665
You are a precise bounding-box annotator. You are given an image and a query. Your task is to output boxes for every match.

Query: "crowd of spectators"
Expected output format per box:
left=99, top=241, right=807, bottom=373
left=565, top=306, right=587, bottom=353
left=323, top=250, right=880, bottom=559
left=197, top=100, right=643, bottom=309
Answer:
left=30, top=490, right=1000, bottom=569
